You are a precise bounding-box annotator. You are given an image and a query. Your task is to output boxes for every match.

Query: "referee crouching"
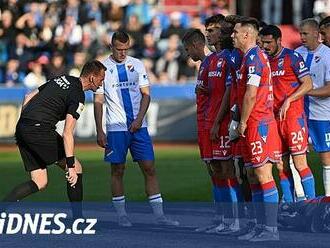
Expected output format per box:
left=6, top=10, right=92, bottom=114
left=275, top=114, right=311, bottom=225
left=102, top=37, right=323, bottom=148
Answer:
left=2, top=60, right=106, bottom=218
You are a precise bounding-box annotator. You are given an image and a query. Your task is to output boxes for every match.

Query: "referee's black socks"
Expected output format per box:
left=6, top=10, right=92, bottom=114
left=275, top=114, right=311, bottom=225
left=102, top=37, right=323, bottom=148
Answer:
left=67, top=173, right=83, bottom=219
left=2, top=180, right=39, bottom=202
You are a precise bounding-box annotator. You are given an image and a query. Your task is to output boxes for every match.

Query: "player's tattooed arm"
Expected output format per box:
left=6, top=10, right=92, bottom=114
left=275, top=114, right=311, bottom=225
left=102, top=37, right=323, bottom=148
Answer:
left=21, top=89, right=39, bottom=112
left=279, top=75, right=312, bottom=120
left=307, top=81, right=330, bottom=98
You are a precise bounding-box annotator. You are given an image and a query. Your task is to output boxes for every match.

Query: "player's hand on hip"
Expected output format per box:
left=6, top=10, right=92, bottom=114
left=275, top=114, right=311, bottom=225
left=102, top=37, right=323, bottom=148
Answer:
left=97, top=131, right=107, bottom=148
left=238, top=122, right=247, bottom=137
left=66, top=168, right=78, bottom=187
left=279, top=99, right=290, bottom=121
left=129, top=119, right=142, bottom=132
left=210, top=124, right=219, bottom=141
left=195, top=85, right=208, bottom=95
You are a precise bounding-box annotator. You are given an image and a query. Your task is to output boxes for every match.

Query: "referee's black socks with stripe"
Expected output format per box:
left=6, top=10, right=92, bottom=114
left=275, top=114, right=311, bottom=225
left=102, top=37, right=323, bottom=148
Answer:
left=2, top=180, right=39, bottom=202
left=67, top=173, right=83, bottom=219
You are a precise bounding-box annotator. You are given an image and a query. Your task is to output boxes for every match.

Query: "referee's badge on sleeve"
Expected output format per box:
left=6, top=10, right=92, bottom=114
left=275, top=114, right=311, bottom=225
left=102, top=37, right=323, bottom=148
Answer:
left=76, top=102, right=85, bottom=115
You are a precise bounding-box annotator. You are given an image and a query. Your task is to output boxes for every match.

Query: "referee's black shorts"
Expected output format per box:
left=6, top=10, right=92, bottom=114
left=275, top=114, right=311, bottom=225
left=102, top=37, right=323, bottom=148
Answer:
left=15, top=118, right=66, bottom=172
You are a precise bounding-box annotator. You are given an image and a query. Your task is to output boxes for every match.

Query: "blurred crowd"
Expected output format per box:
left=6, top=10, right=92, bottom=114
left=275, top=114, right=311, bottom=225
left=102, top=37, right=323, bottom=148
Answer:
left=0, top=0, right=329, bottom=89
left=0, top=0, right=226, bottom=88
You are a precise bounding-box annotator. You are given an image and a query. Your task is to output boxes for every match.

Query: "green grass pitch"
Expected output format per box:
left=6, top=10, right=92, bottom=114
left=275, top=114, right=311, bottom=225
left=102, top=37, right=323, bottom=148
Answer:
left=0, top=145, right=325, bottom=201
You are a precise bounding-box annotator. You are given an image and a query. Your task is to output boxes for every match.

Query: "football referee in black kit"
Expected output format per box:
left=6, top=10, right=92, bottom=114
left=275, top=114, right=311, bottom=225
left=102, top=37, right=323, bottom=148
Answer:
left=2, top=60, right=106, bottom=217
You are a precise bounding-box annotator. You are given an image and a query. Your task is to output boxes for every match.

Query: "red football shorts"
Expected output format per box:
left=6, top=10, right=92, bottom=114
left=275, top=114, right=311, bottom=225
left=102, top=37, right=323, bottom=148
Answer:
left=277, top=116, right=308, bottom=156
left=242, top=120, right=281, bottom=167
left=212, top=117, right=232, bottom=160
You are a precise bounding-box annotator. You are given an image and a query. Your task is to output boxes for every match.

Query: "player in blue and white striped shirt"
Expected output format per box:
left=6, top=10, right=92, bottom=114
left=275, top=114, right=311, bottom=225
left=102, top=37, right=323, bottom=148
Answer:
left=296, top=19, right=330, bottom=197
left=93, top=31, right=178, bottom=227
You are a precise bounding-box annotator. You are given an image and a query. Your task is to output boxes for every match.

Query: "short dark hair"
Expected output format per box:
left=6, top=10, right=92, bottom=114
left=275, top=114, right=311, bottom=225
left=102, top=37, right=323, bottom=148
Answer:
left=205, top=14, right=225, bottom=27
left=182, top=29, right=205, bottom=46
left=259, top=25, right=282, bottom=39
left=80, top=60, right=107, bottom=77
left=238, top=17, right=260, bottom=32
left=320, top=16, right=330, bottom=27
left=111, top=30, right=130, bottom=44
left=300, top=18, right=319, bottom=30
left=224, top=15, right=243, bottom=26
left=258, top=21, right=268, bottom=30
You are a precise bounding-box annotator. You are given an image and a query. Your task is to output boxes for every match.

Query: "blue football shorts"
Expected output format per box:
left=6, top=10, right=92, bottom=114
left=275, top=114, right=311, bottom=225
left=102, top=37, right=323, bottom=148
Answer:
left=104, top=127, right=155, bottom=164
left=308, top=119, right=330, bottom=153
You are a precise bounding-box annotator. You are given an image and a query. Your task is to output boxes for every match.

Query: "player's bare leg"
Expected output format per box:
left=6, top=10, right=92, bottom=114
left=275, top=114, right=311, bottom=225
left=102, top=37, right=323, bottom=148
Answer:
left=111, top=163, right=126, bottom=196
left=319, top=151, right=330, bottom=196
left=292, top=154, right=315, bottom=199
left=110, top=163, right=131, bottom=226
left=2, top=168, right=46, bottom=202
left=30, top=168, right=48, bottom=190
left=138, top=160, right=179, bottom=226
left=138, top=160, right=160, bottom=196
left=57, top=158, right=84, bottom=218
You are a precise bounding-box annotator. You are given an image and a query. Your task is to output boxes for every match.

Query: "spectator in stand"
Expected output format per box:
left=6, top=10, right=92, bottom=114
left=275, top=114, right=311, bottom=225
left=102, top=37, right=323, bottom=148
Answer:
left=39, top=16, right=55, bottom=44
left=23, top=56, right=48, bottom=90
left=262, top=0, right=283, bottom=24
left=2, top=0, right=22, bottom=22
left=24, top=1, right=47, bottom=28
left=0, top=9, right=15, bottom=70
left=142, top=58, right=159, bottom=84
left=155, top=34, right=181, bottom=83
left=44, top=2, right=61, bottom=26
left=320, top=16, right=330, bottom=47
left=85, top=0, right=102, bottom=23
left=15, top=11, right=40, bottom=48
left=54, top=15, right=82, bottom=64
left=124, top=14, right=144, bottom=52
left=178, top=57, right=198, bottom=83
left=8, top=32, right=33, bottom=71
left=190, top=15, right=204, bottom=30
left=68, top=50, right=87, bottom=77
left=82, top=17, right=106, bottom=47
left=161, top=11, right=187, bottom=39
left=61, top=0, right=88, bottom=25
left=101, top=1, right=124, bottom=23
left=137, top=33, right=161, bottom=62
left=126, top=0, right=152, bottom=26
left=0, top=9, right=16, bottom=45
left=1, top=59, right=25, bottom=87
left=45, top=52, right=66, bottom=80
left=144, top=16, right=164, bottom=42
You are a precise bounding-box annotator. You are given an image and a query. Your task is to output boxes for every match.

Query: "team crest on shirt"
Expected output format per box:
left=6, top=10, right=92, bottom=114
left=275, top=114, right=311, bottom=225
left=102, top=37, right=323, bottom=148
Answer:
left=127, top=64, right=135, bottom=72
left=315, top=56, right=321, bottom=63
left=278, top=58, right=284, bottom=68
left=217, top=58, right=223, bottom=68
left=76, top=102, right=85, bottom=115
